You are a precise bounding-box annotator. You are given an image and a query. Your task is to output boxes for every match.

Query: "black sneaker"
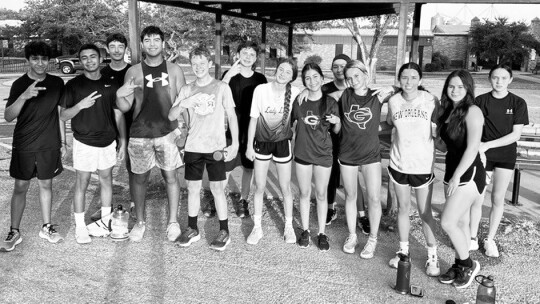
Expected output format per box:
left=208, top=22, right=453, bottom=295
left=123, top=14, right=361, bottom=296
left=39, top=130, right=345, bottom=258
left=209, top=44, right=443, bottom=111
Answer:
left=318, top=233, right=330, bottom=251
left=236, top=199, right=249, bottom=218
left=177, top=227, right=201, bottom=247
left=297, top=230, right=310, bottom=248
left=325, top=208, right=337, bottom=225
left=210, top=229, right=231, bottom=251
left=439, top=264, right=460, bottom=284
left=358, top=216, right=370, bottom=235
left=453, top=260, right=480, bottom=289
left=203, top=199, right=216, bottom=218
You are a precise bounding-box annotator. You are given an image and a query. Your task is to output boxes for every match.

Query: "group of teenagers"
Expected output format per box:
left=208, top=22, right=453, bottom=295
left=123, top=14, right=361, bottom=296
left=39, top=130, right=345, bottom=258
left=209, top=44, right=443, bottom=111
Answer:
left=1, top=25, right=529, bottom=290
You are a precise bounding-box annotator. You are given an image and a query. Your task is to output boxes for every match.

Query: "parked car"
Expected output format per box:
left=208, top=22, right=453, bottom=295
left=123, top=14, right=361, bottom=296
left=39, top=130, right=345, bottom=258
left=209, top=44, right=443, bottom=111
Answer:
left=55, top=48, right=110, bottom=74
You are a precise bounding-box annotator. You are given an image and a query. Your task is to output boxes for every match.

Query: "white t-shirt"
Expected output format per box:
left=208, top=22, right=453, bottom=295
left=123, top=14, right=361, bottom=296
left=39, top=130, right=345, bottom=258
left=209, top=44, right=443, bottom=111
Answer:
left=388, top=90, right=439, bottom=174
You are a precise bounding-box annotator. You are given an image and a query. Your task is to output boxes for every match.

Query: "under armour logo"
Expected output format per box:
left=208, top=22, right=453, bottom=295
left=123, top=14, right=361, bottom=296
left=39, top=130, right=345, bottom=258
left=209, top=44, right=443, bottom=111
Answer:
left=506, top=109, right=513, bottom=115
left=303, top=110, right=320, bottom=130
left=145, top=73, right=169, bottom=88
left=344, top=105, right=372, bottom=129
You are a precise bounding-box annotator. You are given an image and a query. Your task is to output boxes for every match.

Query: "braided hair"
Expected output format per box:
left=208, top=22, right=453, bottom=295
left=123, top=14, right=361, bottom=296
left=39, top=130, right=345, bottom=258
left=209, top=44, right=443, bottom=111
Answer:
left=276, top=57, right=298, bottom=126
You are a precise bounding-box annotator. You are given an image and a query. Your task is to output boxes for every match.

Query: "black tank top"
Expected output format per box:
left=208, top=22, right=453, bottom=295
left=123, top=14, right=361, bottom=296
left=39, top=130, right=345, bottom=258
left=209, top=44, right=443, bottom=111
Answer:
left=440, top=122, right=483, bottom=178
left=130, top=60, right=178, bottom=138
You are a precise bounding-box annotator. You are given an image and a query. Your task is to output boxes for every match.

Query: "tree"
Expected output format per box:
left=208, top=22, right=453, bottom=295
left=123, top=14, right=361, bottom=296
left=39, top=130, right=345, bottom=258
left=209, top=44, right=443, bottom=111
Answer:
left=470, top=17, right=540, bottom=67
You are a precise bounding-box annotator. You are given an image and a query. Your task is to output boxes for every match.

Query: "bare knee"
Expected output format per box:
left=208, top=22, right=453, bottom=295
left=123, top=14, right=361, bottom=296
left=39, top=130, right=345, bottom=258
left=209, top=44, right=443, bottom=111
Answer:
left=13, top=180, right=30, bottom=195
left=209, top=181, right=224, bottom=194
left=440, top=215, right=456, bottom=233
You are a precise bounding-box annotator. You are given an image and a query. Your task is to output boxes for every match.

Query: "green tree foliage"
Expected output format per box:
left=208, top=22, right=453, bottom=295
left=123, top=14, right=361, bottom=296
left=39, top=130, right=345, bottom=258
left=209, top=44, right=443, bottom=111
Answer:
left=470, top=17, right=540, bottom=66
left=0, top=8, right=20, bottom=20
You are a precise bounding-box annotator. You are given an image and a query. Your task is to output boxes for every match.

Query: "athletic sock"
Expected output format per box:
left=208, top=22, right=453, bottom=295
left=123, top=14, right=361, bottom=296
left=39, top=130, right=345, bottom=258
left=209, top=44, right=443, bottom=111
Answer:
left=253, top=215, right=262, bottom=228
left=101, top=206, right=111, bottom=218
left=399, top=241, right=409, bottom=254
left=458, top=257, right=473, bottom=268
left=359, top=210, right=366, bottom=217
left=427, top=245, right=437, bottom=257
left=219, top=219, right=229, bottom=233
left=285, top=216, right=293, bottom=227
left=188, top=216, right=198, bottom=230
left=74, top=212, right=85, bottom=228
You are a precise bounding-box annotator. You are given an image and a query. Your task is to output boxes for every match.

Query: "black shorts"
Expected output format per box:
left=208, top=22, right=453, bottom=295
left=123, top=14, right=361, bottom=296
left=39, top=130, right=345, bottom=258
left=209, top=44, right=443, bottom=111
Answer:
left=388, top=166, right=434, bottom=188
left=184, top=152, right=226, bottom=182
left=224, top=137, right=253, bottom=172
left=444, top=164, right=486, bottom=194
left=254, top=139, right=292, bottom=163
left=10, top=149, right=63, bottom=181
left=295, top=157, right=332, bottom=168
left=485, top=160, right=515, bottom=171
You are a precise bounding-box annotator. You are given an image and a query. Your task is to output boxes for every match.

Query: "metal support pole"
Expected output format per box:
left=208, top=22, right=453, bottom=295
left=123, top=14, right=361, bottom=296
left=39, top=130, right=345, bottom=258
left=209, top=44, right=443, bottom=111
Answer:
left=410, top=3, right=422, bottom=64
left=215, top=13, right=222, bottom=79
left=395, top=1, right=410, bottom=85
left=287, top=25, right=293, bottom=57
left=128, top=0, right=140, bottom=64
left=261, top=21, right=266, bottom=75
left=511, top=168, right=521, bottom=206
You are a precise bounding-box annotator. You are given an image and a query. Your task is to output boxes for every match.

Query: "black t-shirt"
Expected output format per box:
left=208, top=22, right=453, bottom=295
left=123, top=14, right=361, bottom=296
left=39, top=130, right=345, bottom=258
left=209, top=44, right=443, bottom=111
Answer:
left=7, top=73, right=64, bottom=152
left=322, top=81, right=339, bottom=95
left=61, top=74, right=118, bottom=147
left=101, top=64, right=133, bottom=131
left=292, top=95, right=338, bottom=167
left=338, top=88, right=382, bottom=164
left=476, top=92, right=529, bottom=162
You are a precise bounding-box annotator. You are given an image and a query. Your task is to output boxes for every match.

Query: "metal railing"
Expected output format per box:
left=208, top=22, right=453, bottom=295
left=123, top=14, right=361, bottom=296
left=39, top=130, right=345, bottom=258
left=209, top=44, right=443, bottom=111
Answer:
left=0, top=58, right=58, bottom=73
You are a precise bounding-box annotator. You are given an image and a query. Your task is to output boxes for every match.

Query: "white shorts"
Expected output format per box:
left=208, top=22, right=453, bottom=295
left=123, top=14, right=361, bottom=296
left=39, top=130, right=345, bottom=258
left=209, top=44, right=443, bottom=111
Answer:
left=73, top=138, right=117, bottom=172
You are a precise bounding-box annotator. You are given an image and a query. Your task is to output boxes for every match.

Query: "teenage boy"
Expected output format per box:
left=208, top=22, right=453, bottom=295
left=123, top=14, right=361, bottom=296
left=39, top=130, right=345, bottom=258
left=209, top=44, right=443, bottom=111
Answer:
left=0, top=41, right=66, bottom=252
left=168, top=45, right=239, bottom=251
left=60, top=43, right=126, bottom=244
left=116, top=26, right=186, bottom=242
left=90, top=32, right=133, bottom=221
left=221, top=41, right=267, bottom=218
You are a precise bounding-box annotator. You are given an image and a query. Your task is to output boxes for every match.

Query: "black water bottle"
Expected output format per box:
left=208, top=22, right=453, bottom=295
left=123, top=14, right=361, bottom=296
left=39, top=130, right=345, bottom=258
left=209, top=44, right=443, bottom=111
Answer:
left=395, top=253, right=411, bottom=294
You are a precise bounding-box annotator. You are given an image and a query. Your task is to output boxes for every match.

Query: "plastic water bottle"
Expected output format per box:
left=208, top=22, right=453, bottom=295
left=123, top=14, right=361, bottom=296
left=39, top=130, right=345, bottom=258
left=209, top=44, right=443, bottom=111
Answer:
left=476, top=275, right=496, bottom=304
left=110, top=205, right=129, bottom=241
left=395, top=253, right=411, bottom=294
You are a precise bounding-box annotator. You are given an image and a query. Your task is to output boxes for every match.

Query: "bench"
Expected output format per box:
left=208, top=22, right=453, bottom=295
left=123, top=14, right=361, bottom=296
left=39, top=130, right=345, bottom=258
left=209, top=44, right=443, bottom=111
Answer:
left=512, top=133, right=540, bottom=205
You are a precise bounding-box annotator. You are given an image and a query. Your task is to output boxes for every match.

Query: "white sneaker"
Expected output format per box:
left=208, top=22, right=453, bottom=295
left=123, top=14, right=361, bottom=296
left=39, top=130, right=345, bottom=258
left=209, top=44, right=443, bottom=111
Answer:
left=87, top=216, right=112, bottom=237
left=75, top=226, right=91, bottom=244
left=283, top=225, right=296, bottom=244
left=39, top=224, right=64, bottom=243
left=484, top=238, right=500, bottom=257
left=389, top=249, right=408, bottom=268
left=166, top=222, right=181, bottom=242
left=425, top=255, right=441, bottom=277
left=470, top=238, right=479, bottom=251
left=360, top=237, right=377, bottom=259
left=247, top=226, right=263, bottom=245
left=343, top=234, right=358, bottom=254
left=129, top=221, right=146, bottom=242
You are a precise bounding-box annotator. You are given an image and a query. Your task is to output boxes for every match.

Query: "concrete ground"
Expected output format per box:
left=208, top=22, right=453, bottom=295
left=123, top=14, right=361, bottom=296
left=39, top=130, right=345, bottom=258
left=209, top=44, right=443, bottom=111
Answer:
left=0, top=71, right=539, bottom=304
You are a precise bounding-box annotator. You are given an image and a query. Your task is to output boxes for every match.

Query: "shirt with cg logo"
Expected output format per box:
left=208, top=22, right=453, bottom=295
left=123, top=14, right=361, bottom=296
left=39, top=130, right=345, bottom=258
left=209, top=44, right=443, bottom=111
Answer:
left=476, top=91, right=529, bottom=162
left=338, top=88, right=382, bottom=165
left=291, top=95, right=339, bottom=167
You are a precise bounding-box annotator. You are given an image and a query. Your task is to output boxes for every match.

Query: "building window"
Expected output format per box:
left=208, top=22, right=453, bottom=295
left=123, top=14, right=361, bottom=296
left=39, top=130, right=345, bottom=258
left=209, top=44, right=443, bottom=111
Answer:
left=335, top=44, right=343, bottom=55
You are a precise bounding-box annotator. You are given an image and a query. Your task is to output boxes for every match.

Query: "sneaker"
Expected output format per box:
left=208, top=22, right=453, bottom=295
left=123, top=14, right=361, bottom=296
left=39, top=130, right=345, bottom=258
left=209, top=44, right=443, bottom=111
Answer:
left=298, top=230, right=310, bottom=248
left=236, top=199, right=249, bottom=218
left=425, top=255, right=441, bottom=277
left=210, top=229, right=231, bottom=251
left=470, top=237, right=479, bottom=251
left=89, top=207, right=113, bottom=222
left=439, top=264, right=460, bottom=284
left=39, top=224, right=64, bottom=243
left=177, top=227, right=201, bottom=247
left=129, top=221, right=146, bottom=242
left=203, top=199, right=216, bottom=218
left=166, top=222, right=181, bottom=242
left=389, top=249, right=409, bottom=268
left=358, top=216, right=370, bottom=235
left=75, top=226, right=91, bottom=244
left=87, top=217, right=112, bottom=237
left=484, top=238, right=500, bottom=257
left=343, top=234, right=358, bottom=254
left=453, top=260, right=480, bottom=289
left=325, top=208, right=337, bottom=225
left=247, top=226, right=263, bottom=245
left=0, top=229, right=22, bottom=252
left=318, top=233, right=330, bottom=251
left=360, top=238, right=377, bottom=259
left=283, top=225, right=296, bottom=244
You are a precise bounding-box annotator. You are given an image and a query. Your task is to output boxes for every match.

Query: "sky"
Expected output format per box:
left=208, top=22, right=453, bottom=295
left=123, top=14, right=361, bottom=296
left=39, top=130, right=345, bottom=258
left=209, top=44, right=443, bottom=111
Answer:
left=1, top=1, right=539, bottom=30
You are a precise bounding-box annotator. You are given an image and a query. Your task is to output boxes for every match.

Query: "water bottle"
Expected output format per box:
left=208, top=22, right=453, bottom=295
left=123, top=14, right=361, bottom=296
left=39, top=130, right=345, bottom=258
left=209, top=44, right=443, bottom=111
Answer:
left=213, top=150, right=228, bottom=161
left=110, top=205, right=129, bottom=241
left=395, top=253, right=411, bottom=294
left=476, top=275, right=496, bottom=304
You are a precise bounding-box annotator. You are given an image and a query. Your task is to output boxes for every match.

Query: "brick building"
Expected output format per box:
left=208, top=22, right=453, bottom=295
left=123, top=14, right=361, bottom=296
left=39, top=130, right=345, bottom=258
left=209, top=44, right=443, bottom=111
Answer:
left=431, top=23, right=473, bottom=69
left=294, top=28, right=433, bottom=71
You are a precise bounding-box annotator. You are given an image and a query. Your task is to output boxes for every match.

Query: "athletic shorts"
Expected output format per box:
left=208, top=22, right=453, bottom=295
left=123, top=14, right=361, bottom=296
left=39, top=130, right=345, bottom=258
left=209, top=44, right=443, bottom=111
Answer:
left=128, top=129, right=184, bottom=174
left=295, top=157, right=332, bottom=168
left=485, top=160, right=515, bottom=171
left=388, top=166, right=435, bottom=189
left=338, top=158, right=379, bottom=167
left=10, top=149, right=63, bottom=181
left=444, top=165, right=486, bottom=194
left=224, top=137, right=246, bottom=172
left=254, top=139, right=292, bottom=163
left=73, top=138, right=117, bottom=172
left=184, top=152, right=226, bottom=182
